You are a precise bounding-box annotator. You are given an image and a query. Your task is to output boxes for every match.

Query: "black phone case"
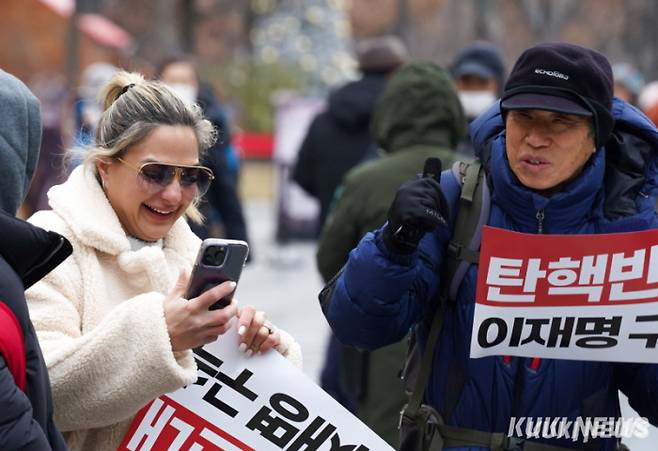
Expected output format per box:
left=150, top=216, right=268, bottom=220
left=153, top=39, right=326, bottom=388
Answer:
left=185, top=239, right=249, bottom=310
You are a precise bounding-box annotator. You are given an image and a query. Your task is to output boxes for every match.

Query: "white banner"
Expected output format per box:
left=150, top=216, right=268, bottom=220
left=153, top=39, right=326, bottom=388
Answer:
left=119, top=327, right=393, bottom=451
left=471, top=303, right=658, bottom=363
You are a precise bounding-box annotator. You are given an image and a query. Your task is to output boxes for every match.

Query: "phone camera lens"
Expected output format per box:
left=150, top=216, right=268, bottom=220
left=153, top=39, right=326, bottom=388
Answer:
left=202, top=246, right=226, bottom=266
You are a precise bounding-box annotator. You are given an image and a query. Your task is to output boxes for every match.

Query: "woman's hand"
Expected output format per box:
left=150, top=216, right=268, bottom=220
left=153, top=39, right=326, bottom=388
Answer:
left=236, top=305, right=280, bottom=356
left=164, top=272, right=239, bottom=352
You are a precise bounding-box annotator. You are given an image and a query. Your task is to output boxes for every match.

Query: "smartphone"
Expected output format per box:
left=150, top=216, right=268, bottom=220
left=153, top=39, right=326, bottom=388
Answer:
left=185, top=239, right=249, bottom=310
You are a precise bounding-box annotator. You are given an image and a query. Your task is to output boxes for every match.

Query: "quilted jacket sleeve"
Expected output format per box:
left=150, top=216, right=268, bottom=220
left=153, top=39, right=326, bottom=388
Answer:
left=0, top=357, right=51, bottom=450
left=325, top=226, right=447, bottom=349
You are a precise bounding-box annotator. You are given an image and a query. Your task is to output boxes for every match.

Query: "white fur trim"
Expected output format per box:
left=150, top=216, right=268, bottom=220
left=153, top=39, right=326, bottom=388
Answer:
left=276, top=328, right=304, bottom=369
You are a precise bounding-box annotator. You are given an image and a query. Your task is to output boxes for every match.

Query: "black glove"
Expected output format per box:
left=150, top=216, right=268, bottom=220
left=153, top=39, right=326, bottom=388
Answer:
left=383, top=175, right=449, bottom=254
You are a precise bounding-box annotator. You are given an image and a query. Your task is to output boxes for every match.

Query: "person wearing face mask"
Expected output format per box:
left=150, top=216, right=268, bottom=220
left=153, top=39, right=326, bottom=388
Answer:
left=156, top=57, right=250, bottom=253
left=450, top=41, right=506, bottom=158
left=24, top=71, right=302, bottom=451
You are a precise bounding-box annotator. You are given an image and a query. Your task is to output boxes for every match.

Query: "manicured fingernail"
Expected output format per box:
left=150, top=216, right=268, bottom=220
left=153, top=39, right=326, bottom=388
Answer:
left=238, top=325, right=246, bottom=336
left=246, top=349, right=253, bottom=357
left=229, top=281, right=237, bottom=289
left=238, top=343, right=247, bottom=353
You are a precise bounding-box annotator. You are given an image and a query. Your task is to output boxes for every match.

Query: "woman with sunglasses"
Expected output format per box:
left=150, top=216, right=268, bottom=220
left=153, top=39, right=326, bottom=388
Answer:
left=24, top=71, right=302, bottom=451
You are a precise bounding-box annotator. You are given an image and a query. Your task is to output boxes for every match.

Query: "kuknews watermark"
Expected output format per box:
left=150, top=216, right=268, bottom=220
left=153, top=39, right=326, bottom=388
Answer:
left=507, top=416, right=649, bottom=442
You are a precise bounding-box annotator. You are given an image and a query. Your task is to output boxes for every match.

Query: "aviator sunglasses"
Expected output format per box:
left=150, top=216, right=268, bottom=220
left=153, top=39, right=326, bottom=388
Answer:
left=116, top=158, right=215, bottom=197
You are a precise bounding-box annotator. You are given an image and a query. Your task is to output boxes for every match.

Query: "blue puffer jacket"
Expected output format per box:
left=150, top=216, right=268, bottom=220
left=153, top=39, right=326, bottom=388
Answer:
left=325, top=98, right=658, bottom=450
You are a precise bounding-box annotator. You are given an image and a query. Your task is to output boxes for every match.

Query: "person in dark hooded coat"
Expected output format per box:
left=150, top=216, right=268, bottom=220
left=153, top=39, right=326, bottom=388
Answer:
left=0, top=69, right=72, bottom=450
left=292, top=35, right=408, bottom=233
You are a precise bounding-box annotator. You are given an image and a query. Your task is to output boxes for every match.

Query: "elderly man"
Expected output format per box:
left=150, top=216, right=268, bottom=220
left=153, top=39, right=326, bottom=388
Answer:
left=323, top=42, right=658, bottom=451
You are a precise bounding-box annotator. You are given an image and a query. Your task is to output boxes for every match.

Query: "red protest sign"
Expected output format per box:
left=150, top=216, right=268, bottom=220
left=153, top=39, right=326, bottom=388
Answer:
left=476, top=226, right=658, bottom=307
left=118, top=395, right=253, bottom=451
left=471, top=226, right=658, bottom=363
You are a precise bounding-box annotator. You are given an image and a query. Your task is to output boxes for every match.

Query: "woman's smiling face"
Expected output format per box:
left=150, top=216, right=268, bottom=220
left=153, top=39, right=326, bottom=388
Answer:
left=96, top=125, right=200, bottom=241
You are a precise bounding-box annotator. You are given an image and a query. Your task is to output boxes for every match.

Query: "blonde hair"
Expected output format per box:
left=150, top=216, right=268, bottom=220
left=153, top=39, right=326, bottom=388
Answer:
left=81, top=71, right=216, bottom=223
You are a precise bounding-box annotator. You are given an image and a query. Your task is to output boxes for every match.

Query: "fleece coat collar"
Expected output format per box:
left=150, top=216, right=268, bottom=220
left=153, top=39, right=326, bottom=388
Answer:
left=47, top=165, right=196, bottom=259
left=45, top=166, right=198, bottom=295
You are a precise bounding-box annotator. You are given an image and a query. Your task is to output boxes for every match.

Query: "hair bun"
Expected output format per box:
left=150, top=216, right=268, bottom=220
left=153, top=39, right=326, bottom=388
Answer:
left=99, top=72, right=144, bottom=111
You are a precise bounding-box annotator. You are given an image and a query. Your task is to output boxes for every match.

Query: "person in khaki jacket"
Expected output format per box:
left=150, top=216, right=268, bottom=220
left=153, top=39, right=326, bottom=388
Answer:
left=316, top=61, right=465, bottom=447
left=26, top=71, right=302, bottom=451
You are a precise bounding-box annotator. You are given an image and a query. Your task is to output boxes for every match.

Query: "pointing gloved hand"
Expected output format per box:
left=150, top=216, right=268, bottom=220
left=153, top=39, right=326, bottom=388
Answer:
left=383, top=175, right=449, bottom=254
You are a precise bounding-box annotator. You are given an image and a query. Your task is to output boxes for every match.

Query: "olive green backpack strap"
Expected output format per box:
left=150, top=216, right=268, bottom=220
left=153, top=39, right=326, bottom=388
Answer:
left=443, top=159, right=489, bottom=302
left=399, top=160, right=488, bottom=450
left=402, top=159, right=487, bottom=403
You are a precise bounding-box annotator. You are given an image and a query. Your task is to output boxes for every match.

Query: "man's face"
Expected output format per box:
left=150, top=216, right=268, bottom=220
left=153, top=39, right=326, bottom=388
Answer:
left=505, top=109, right=595, bottom=196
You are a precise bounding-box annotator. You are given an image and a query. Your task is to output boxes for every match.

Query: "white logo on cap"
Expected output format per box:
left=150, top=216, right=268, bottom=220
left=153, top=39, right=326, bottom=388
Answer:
left=534, top=68, right=569, bottom=80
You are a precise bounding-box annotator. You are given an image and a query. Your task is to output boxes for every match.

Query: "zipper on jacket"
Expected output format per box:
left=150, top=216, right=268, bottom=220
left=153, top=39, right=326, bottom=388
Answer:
left=532, top=210, right=544, bottom=374
left=510, top=210, right=546, bottom=421
left=536, top=209, right=545, bottom=234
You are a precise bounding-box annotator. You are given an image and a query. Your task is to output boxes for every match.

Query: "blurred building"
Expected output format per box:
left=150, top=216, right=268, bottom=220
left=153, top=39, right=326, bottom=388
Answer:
left=1, top=0, right=132, bottom=84
left=2, top=0, right=133, bottom=218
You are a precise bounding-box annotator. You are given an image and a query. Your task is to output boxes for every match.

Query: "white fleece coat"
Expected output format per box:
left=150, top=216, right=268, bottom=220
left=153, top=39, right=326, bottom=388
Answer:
left=26, top=166, right=302, bottom=451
